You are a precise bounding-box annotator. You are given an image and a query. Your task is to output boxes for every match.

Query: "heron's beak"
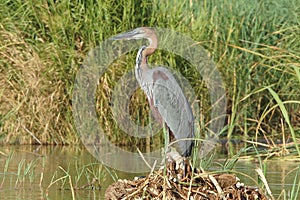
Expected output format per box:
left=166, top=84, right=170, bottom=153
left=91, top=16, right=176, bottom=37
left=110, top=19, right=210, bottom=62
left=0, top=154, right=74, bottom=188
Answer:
left=110, top=30, right=139, bottom=40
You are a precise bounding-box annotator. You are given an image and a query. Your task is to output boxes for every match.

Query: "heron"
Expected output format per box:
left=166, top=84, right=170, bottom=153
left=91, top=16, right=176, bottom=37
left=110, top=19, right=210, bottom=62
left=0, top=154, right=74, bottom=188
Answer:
left=111, top=27, right=194, bottom=157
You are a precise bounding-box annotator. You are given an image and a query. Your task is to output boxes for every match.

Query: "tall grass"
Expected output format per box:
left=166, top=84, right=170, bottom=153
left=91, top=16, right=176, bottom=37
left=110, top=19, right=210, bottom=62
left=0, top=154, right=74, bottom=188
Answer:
left=0, top=0, right=299, bottom=147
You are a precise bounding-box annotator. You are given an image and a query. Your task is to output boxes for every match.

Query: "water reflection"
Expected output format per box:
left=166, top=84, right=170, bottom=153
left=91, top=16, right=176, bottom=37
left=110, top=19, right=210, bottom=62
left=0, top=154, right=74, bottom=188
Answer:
left=0, top=145, right=298, bottom=199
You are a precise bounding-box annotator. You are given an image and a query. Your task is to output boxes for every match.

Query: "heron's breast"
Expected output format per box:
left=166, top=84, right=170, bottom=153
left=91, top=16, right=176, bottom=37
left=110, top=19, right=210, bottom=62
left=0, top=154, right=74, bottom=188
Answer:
left=148, top=97, right=164, bottom=125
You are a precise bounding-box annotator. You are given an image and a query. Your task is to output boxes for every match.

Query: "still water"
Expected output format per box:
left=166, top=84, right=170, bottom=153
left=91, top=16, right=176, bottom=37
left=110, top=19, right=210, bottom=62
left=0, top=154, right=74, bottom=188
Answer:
left=0, top=145, right=299, bottom=199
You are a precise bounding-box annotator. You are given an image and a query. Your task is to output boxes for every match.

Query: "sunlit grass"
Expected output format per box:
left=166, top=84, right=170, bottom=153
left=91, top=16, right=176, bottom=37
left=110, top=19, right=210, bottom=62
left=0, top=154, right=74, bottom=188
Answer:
left=0, top=152, right=42, bottom=190
left=0, top=152, right=13, bottom=189
left=46, top=162, right=106, bottom=192
left=290, top=166, right=300, bottom=200
left=0, top=147, right=109, bottom=198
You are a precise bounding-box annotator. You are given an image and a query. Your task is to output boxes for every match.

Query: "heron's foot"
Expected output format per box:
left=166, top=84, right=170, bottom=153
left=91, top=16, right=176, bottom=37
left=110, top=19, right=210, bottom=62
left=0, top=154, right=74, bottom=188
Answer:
left=159, top=147, right=192, bottom=182
left=160, top=147, right=185, bottom=170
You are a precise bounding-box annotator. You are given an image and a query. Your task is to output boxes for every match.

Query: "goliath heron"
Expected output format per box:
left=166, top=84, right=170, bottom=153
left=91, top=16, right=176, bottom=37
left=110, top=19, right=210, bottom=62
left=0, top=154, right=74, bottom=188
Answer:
left=111, top=27, right=194, bottom=157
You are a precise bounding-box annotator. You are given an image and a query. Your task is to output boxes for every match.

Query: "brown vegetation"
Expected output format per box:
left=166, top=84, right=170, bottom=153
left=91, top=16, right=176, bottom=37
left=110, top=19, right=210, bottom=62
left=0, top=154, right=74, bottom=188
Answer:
left=105, top=159, right=270, bottom=199
left=0, top=26, right=75, bottom=144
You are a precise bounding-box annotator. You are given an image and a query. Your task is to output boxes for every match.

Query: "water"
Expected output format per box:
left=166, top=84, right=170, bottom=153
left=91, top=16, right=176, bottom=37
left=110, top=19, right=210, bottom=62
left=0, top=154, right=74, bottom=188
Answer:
left=0, top=145, right=299, bottom=199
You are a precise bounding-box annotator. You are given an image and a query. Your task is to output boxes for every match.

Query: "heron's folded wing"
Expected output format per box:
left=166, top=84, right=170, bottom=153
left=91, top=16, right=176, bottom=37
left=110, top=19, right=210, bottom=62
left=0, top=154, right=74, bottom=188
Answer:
left=152, top=69, right=194, bottom=156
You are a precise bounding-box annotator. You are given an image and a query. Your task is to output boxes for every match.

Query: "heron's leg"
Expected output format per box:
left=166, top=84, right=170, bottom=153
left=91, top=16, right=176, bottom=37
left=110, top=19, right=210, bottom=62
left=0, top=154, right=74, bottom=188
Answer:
left=160, top=123, right=170, bottom=165
left=162, top=124, right=184, bottom=162
left=161, top=123, right=169, bottom=157
left=160, top=147, right=186, bottom=179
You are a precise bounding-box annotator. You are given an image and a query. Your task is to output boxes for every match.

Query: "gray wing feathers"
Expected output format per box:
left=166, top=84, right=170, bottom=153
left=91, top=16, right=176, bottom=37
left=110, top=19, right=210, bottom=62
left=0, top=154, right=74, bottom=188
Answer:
left=152, top=68, right=194, bottom=155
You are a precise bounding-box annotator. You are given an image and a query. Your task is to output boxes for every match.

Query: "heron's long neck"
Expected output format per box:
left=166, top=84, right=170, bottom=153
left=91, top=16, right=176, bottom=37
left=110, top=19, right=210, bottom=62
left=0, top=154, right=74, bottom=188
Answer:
left=143, top=36, right=158, bottom=59
left=135, top=36, right=158, bottom=85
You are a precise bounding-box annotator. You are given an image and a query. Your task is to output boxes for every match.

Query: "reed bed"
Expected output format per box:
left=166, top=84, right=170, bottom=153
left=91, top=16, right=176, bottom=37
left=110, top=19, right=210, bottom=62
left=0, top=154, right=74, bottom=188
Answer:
left=0, top=0, right=299, bottom=149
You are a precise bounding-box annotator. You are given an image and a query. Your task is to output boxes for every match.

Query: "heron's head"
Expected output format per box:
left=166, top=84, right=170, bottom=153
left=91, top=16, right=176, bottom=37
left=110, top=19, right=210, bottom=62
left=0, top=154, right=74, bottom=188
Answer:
left=110, top=27, right=155, bottom=41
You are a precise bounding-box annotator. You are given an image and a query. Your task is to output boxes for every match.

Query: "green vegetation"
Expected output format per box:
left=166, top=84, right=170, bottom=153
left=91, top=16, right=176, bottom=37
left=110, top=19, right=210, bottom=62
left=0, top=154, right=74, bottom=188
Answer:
left=0, top=152, right=42, bottom=190
left=46, top=162, right=106, bottom=195
left=0, top=0, right=299, bottom=155
left=0, top=146, right=108, bottom=199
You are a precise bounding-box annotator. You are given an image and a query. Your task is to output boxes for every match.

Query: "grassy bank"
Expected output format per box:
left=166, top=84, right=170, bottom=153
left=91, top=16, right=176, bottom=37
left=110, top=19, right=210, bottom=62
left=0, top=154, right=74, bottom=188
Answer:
left=0, top=0, right=299, bottom=146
